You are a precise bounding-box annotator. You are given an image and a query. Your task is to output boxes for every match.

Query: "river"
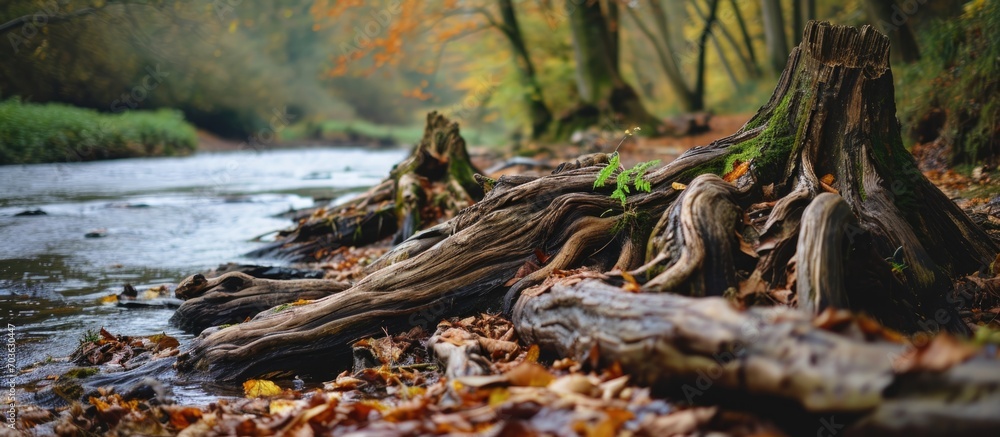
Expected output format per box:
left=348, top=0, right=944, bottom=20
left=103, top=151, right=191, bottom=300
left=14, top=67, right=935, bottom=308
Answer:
left=0, top=147, right=406, bottom=404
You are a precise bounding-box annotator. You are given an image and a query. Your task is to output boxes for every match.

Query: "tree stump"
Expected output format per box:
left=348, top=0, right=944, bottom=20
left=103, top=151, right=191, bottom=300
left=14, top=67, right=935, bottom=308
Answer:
left=176, top=23, right=998, bottom=430
left=246, top=111, right=484, bottom=262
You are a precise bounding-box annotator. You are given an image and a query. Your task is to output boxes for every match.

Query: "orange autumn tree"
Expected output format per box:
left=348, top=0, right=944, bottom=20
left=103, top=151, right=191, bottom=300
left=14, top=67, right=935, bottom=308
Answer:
left=310, top=0, right=663, bottom=140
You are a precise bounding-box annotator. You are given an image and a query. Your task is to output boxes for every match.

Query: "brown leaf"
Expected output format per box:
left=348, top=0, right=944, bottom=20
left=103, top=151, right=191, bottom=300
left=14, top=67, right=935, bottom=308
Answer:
left=478, top=337, right=519, bottom=359
left=167, top=406, right=203, bottom=430
left=505, top=362, right=555, bottom=387
left=534, top=248, right=550, bottom=264
left=894, top=332, right=980, bottom=373
left=505, top=260, right=541, bottom=286
left=812, top=307, right=855, bottom=331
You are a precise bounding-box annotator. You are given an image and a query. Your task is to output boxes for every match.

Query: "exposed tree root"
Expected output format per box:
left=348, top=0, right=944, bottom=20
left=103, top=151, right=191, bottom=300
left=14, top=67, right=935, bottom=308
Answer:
left=175, top=23, right=999, bottom=432
left=170, top=272, right=350, bottom=334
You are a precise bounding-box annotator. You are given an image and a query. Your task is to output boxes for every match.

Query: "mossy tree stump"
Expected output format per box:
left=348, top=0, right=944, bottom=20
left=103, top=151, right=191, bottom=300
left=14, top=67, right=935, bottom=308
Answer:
left=247, top=111, right=484, bottom=262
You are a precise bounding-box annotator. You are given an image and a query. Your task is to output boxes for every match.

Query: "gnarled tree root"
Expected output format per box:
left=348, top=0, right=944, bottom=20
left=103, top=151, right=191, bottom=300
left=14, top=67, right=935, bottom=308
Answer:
left=176, top=24, right=998, bottom=427
left=170, top=272, right=350, bottom=334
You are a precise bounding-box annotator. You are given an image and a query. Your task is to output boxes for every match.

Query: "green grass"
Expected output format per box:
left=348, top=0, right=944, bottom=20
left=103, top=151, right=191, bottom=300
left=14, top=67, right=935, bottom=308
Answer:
left=894, top=1, right=999, bottom=164
left=0, top=99, right=197, bottom=165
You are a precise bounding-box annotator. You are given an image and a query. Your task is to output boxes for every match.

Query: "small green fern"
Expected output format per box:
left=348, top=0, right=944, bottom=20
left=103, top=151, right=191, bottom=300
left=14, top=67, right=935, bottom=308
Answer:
left=594, top=152, right=661, bottom=207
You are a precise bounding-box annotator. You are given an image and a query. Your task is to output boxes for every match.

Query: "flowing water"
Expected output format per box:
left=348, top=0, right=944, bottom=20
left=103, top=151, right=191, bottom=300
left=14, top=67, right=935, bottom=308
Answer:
left=0, top=147, right=406, bottom=404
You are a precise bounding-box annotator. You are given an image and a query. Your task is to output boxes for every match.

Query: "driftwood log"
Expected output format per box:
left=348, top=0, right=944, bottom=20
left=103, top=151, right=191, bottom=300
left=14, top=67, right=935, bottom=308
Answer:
left=246, top=111, right=484, bottom=262
left=176, top=22, right=999, bottom=432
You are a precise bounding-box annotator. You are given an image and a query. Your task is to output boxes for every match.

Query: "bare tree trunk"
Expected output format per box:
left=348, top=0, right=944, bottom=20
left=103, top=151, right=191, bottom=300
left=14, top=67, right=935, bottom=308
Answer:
left=558, top=0, right=664, bottom=136
left=624, top=2, right=697, bottom=111
left=729, top=0, right=760, bottom=72
left=498, top=0, right=553, bottom=139
left=694, top=0, right=720, bottom=109
left=863, top=0, right=921, bottom=63
left=761, top=0, right=790, bottom=74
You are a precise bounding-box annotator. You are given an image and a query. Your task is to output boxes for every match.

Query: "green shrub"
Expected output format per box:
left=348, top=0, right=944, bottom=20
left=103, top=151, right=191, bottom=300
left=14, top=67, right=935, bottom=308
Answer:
left=0, top=99, right=198, bottom=165
left=895, top=0, right=999, bottom=164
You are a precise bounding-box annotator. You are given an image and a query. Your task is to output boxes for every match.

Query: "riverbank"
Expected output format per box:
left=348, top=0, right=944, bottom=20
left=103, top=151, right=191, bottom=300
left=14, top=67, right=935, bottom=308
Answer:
left=0, top=100, right=197, bottom=166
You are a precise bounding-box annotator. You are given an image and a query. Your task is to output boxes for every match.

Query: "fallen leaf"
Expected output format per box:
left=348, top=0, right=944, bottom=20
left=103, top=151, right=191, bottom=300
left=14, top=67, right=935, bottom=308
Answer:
left=724, top=160, right=750, bottom=182
left=671, top=182, right=687, bottom=191
left=505, top=362, right=555, bottom=387
left=894, top=332, right=979, bottom=372
left=812, top=307, right=855, bottom=331
left=620, top=271, right=641, bottom=294
left=243, top=379, right=282, bottom=398
left=98, top=295, right=118, bottom=304
left=167, top=406, right=203, bottom=429
left=268, top=399, right=299, bottom=416
left=525, top=344, right=540, bottom=363
left=548, top=374, right=597, bottom=396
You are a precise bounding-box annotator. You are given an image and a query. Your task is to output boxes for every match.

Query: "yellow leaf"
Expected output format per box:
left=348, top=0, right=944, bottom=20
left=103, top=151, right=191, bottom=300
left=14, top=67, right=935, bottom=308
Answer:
left=525, top=344, right=540, bottom=363
left=228, top=20, right=238, bottom=33
left=269, top=399, right=298, bottom=415
left=243, top=379, right=282, bottom=398
left=488, top=388, right=510, bottom=406
left=98, top=294, right=118, bottom=304
left=671, top=182, right=687, bottom=191
left=724, top=160, right=750, bottom=182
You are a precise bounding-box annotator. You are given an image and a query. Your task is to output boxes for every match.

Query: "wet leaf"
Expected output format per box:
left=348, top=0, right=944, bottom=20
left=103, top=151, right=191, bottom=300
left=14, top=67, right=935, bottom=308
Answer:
left=98, top=294, right=118, bottom=304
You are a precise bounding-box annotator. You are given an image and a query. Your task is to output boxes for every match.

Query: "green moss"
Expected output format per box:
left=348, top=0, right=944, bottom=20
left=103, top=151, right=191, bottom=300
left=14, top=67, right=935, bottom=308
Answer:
left=52, top=381, right=84, bottom=402
left=62, top=367, right=99, bottom=379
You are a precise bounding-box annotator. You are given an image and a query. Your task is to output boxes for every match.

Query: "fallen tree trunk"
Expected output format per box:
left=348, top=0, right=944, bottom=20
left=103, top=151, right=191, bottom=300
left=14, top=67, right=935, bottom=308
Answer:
left=513, top=277, right=1000, bottom=434
left=246, top=111, right=484, bottom=262
left=176, top=23, right=998, bottom=432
